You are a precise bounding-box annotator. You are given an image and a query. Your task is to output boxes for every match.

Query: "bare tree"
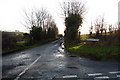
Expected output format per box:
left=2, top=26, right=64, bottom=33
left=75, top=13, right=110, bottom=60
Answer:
left=100, top=17, right=104, bottom=35
left=60, top=0, right=86, bottom=42
left=23, top=8, right=49, bottom=30
left=94, top=16, right=106, bottom=37
left=60, top=0, right=86, bottom=19
left=94, top=18, right=100, bottom=36
left=23, top=7, right=58, bottom=42
left=23, top=9, right=36, bottom=29
left=89, top=22, right=93, bottom=37
left=109, top=24, right=114, bottom=35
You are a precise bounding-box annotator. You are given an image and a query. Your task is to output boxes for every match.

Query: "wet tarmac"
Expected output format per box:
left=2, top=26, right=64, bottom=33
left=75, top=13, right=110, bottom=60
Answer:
left=2, top=38, right=120, bottom=80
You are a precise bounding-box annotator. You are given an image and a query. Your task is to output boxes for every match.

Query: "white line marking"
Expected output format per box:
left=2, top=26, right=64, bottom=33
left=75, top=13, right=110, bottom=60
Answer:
left=117, top=75, right=120, bottom=77
left=94, top=76, right=109, bottom=79
left=62, top=75, right=77, bottom=78
left=109, top=71, right=120, bottom=74
left=88, top=73, right=102, bottom=76
left=14, top=56, right=41, bottom=80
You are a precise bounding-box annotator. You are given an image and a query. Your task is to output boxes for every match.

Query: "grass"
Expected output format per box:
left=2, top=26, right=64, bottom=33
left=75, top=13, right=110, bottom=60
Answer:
left=66, top=42, right=120, bottom=61
left=2, top=38, right=58, bottom=55
left=80, top=34, right=87, bottom=40
left=16, top=41, right=27, bottom=45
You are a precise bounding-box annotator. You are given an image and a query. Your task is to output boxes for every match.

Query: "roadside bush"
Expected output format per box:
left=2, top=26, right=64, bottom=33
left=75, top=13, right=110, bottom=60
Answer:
left=2, top=32, right=17, bottom=50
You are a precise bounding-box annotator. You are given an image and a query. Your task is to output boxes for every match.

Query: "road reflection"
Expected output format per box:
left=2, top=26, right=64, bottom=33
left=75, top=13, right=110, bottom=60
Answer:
left=12, top=53, right=30, bottom=60
left=55, top=54, right=64, bottom=58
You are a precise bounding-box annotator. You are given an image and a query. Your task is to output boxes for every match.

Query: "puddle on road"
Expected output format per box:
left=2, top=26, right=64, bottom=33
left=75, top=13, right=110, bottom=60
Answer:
left=58, top=47, right=64, bottom=53
left=66, top=66, right=79, bottom=69
left=61, top=43, right=64, bottom=49
left=69, top=55, right=77, bottom=57
left=13, top=54, right=30, bottom=60
left=55, top=54, right=64, bottom=58
left=36, top=54, right=41, bottom=56
left=16, top=63, right=25, bottom=66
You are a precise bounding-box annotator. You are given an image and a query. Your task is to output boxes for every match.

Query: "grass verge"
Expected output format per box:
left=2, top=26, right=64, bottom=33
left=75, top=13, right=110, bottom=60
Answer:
left=65, top=42, right=120, bottom=61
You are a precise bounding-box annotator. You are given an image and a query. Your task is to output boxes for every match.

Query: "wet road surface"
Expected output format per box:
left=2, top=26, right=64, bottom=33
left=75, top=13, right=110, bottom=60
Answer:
left=2, top=38, right=120, bottom=80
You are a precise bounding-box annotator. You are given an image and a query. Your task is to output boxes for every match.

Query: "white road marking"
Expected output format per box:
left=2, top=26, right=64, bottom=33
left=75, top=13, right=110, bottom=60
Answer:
left=117, top=75, right=120, bottom=77
left=62, top=75, right=77, bottom=78
left=88, top=73, right=102, bottom=76
left=14, top=56, right=41, bottom=80
left=94, top=76, right=109, bottom=79
left=109, top=71, right=120, bottom=74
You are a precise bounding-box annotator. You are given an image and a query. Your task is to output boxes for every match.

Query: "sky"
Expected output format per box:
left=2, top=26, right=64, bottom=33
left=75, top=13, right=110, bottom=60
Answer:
left=0, top=0, right=119, bottom=34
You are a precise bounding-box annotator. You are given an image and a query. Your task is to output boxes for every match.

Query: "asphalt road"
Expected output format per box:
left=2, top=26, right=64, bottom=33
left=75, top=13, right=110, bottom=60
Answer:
left=2, top=38, right=120, bottom=80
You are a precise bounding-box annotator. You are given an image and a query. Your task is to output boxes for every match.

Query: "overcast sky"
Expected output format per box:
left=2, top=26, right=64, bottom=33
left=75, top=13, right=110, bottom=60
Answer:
left=0, top=0, right=119, bottom=34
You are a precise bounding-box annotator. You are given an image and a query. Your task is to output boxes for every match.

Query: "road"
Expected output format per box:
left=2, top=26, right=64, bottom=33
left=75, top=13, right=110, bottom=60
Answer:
left=2, top=38, right=120, bottom=80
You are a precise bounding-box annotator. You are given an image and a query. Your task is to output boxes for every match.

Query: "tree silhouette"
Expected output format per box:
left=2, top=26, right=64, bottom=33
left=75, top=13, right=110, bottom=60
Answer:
left=65, top=13, right=82, bottom=42
left=23, top=8, right=58, bottom=43
left=61, top=1, right=86, bottom=43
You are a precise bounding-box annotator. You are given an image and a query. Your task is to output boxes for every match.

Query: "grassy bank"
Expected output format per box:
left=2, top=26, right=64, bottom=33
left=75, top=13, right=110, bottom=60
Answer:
left=66, top=42, right=120, bottom=61
left=2, top=38, right=58, bottom=55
